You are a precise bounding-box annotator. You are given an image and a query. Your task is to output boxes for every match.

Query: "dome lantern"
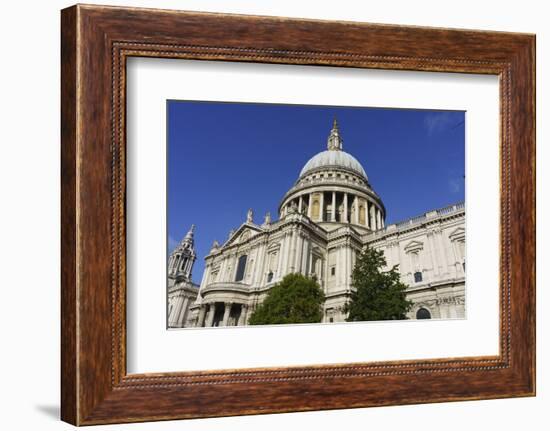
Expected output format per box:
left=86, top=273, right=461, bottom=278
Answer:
left=327, top=118, right=343, bottom=151
left=298, top=119, right=368, bottom=180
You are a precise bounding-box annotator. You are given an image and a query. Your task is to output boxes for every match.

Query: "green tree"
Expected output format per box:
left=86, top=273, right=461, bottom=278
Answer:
left=345, top=246, right=412, bottom=321
left=248, top=273, right=325, bottom=325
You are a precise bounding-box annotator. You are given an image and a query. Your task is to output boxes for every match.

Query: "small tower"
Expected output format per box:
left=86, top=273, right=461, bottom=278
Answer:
left=327, top=118, right=343, bottom=151
left=168, top=225, right=197, bottom=281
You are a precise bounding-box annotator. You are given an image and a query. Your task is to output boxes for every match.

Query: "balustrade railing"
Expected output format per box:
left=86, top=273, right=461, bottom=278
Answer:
left=368, top=202, right=465, bottom=239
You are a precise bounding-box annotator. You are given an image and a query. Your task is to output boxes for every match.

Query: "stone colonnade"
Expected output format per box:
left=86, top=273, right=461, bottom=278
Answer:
left=196, top=302, right=249, bottom=327
left=282, top=191, right=384, bottom=230
left=167, top=253, right=194, bottom=277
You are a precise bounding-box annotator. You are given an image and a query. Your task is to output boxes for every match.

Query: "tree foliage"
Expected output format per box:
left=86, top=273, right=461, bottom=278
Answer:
left=345, top=246, right=412, bottom=321
left=248, top=273, right=325, bottom=325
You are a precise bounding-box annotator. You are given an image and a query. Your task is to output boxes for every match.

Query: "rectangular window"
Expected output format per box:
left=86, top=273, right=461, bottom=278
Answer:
left=331, top=266, right=336, bottom=276
left=414, top=271, right=423, bottom=283
left=235, top=255, right=247, bottom=282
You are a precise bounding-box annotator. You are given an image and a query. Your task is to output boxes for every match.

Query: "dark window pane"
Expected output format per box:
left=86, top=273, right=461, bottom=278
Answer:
left=235, top=255, right=247, bottom=282
left=267, top=271, right=273, bottom=283
left=416, top=308, right=431, bottom=319
left=414, top=271, right=423, bottom=283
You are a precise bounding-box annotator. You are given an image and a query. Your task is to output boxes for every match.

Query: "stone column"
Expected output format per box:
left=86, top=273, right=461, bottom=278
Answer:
left=298, top=195, right=303, bottom=213
left=363, top=201, right=369, bottom=227
left=282, top=232, right=290, bottom=275
left=289, top=228, right=298, bottom=272
left=420, top=244, right=431, bottom=280
left=338, top=246, right=344, bottom=287
left=319, top=192, right=325, bottom=222
left=199, top=263, right=209, bottom=290
left=307, top=194, right=313, bottom=218
left=377, top=210, right=382, bottom=230
left=172, top=256, right=179, bottom=274
left=277, top=233, right=287, bottom=278
left=167, top=298, right=176, bottom=327
left=182, top=258, right=189, bottom=275
left=427, top=232, right=439, bottom=277
left=294, top=232, right=303, bottom=273
left=219, top=257, right=228, bottom=283
left=176, top=296, right=190, bottom=327
left=393, top=243, right=400, bottom=270
left=343, top=193, right=348, bottom=223
left=197, top=306, right=207, bottom=327
left=301, top=238, right=309, bottom=275
left=206, top=303, right=216, bottom=327
left=347, top=246, right=353, bottom=288
left=331, top=192, right=336, bottom=221
left=238, top=305, right=248, bottom=326
left=222, top=302, right=232, bottom=326
left=435, top=229, right=450, bottom=276
left=168, top=256, right=174, bottom=273
left=353, top=196, right=359, bottom=224
left=370, top=204, right=376, bottom=230
left=173, top=295, right=185, bottom=326
left=254, top=242, right=266, bottom=286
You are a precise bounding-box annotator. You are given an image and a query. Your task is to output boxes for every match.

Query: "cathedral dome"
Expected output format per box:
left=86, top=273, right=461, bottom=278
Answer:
left=279, top=119, right=385, bottom=232
left=300, top=150, right=367, bottom=179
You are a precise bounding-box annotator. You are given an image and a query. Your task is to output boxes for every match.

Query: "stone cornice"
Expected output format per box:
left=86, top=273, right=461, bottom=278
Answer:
left=201, top=281, right=251, bottom=295
left=168, top=282, right=200, bottom=294
left=405, top=276, right=465, bottom=293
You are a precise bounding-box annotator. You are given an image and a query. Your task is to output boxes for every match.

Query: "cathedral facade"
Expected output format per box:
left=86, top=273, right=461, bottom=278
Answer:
left=168, top=120, right=465, bottom=329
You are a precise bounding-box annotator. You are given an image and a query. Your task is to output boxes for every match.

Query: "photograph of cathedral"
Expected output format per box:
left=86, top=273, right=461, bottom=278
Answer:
left=167, top=102, right=465, bottom=329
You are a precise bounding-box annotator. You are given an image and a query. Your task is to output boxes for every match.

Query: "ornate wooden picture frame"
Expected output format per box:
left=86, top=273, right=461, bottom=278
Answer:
left=61, top=4, right=535, bottom=425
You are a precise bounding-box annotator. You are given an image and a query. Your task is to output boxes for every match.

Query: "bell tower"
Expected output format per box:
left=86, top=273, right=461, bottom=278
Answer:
left=168, top=225, right=197, bottom=282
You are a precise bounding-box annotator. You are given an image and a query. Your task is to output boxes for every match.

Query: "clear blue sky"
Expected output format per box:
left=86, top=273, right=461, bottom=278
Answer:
left=167, top=101, right=465, bottom=283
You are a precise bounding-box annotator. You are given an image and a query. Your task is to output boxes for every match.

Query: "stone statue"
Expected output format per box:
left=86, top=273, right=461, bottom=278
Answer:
left=247, top=208, right=253, bottom=223
left=263, top=212, right=271, bottom=225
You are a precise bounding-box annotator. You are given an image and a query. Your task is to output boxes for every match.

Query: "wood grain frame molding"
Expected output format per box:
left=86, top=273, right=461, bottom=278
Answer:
left=61, top=4, right=535, bottom=425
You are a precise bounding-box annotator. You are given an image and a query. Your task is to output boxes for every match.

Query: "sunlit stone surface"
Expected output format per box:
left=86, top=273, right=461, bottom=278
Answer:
left=168, top=120, right=465, bottom=328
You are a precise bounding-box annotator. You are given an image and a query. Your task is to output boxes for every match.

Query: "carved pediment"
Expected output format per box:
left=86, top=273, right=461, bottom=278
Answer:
left=448, top=227, right=465, bottom=242
left=223, top=223, right=264, bottom=247
left=404, top=240, right=424, bottom=253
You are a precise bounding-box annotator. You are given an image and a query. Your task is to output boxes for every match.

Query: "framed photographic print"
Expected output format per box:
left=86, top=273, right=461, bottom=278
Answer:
left=61, top=4, right=535, bottom=425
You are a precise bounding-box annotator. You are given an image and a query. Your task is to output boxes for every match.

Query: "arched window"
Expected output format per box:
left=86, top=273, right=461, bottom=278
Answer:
left=416, top=308, right=431, bottom=319
left=267, top=271, right=273, bottom=283
left=235, top=255, right=248, bottom=282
